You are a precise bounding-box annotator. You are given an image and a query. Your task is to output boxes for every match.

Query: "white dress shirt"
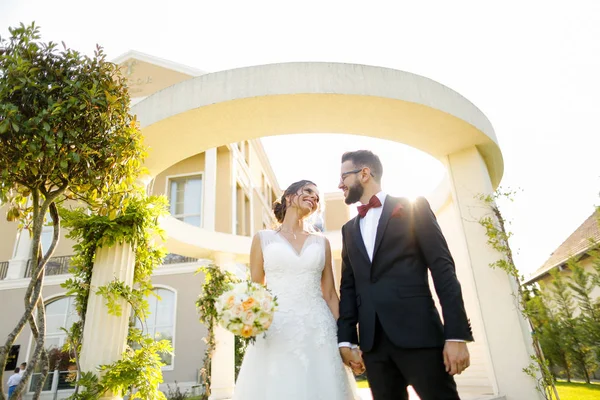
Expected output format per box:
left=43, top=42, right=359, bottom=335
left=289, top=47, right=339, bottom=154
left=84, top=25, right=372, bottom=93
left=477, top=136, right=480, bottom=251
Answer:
left=359, top=191, right=387, bottom=262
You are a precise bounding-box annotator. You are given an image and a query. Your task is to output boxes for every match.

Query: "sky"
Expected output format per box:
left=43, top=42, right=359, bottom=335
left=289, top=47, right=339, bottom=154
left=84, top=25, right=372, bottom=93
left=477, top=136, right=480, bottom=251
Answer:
left=1, top=0, right=599, bottom=276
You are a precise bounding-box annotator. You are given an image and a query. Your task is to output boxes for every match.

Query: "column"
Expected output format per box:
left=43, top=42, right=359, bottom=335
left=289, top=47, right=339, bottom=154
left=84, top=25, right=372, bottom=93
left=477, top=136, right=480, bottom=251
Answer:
left=445, top=146, right=542, bottom=400
left=6, top=229, right=32, bottom=279
left=208, top=252, right=237, bottom=400
left=203, top=148, right=217, bottom=231
left=79, top=243, right=136, bottom=400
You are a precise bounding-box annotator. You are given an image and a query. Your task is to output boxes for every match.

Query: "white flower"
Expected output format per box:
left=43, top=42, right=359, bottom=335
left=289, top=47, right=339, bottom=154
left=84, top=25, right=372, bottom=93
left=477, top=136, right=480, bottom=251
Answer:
left=241, top=310, right=256, bottom=325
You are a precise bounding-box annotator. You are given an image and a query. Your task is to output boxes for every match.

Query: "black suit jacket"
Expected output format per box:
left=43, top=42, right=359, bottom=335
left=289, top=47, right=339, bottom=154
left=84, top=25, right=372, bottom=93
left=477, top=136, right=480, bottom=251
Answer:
left=337, top=195, right=473, bottom=352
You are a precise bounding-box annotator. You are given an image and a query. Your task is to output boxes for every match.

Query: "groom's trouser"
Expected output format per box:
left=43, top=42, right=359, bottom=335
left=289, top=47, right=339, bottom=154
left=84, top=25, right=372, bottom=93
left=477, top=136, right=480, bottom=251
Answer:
left=362, top=318, right=460, bottom=400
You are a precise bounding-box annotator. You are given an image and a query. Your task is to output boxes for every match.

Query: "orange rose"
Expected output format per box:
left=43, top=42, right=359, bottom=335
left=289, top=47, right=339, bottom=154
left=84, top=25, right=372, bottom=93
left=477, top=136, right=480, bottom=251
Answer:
left=241, top=325, right=254, bottom=338
left=242, top=297, right=256, bottom=311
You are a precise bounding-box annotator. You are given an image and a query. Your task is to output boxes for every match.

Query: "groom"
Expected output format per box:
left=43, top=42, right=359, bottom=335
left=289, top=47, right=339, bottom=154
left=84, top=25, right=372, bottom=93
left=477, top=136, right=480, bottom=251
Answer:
left=337, top=150, right=473, bottom=400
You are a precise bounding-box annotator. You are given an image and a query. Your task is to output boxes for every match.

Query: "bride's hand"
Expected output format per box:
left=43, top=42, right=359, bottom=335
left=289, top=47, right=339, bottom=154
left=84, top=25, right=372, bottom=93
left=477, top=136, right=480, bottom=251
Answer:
left=349, top=349, right=365, bottom=375
left=340, top=347, right=365, bottom=375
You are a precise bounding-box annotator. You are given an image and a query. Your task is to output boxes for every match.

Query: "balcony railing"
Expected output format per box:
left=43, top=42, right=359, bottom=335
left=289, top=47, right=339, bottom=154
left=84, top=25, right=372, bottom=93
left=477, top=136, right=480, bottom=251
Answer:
left=162, top=253, right=200, bottom=265
left=0, top=261, right=8, bottom=280
left=25, top=255, right=73, bottom=278
left=16, top=253, right=199, bottom=279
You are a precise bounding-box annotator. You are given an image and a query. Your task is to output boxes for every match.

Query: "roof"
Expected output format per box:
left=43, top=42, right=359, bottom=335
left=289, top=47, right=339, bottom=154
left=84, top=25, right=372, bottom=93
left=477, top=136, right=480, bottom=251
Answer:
left=111, top=50, right=207, bottom=77
left=525, top=208, right=600, bottom=284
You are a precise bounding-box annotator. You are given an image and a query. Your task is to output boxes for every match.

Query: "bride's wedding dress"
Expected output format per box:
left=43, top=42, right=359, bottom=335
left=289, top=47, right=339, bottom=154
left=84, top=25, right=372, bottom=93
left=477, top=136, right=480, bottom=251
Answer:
left=232, top=230, right=359, bottom=400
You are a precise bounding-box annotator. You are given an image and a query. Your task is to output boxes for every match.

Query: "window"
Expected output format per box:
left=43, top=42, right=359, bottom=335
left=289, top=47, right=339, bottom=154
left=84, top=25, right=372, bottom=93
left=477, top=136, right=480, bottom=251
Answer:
left=30, top=297, right=79, bottom=392
left=236, top=184, right=251, bottom=237
left=237, top=141, right=250, bottom=164
left=45, top=297, right=78, bottom=347
left=135, top=288, right=175, bottom=367
left=169, top=175, right=203, bottom=227
left=41, top=226, right=54, bottom=255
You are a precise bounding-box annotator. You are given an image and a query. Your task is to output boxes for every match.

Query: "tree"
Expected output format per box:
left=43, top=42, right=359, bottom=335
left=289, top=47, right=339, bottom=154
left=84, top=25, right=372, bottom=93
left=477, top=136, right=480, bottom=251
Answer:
left=548, top=269, right=597, bottom=383
left=568, top=259, right=600, bottom=349
left=524, top=286, right=572, bottom=381
left=0, top=22, right=146, bottom=399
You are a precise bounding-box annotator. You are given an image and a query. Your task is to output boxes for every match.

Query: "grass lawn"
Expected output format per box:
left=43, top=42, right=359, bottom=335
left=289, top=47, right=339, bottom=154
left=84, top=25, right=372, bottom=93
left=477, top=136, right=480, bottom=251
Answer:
left=353, top=380, right=600, bottom=399
left=185, top=380, right=599, bottom=399
left=554, top=381, right=600, bottom=400
left=356, top=379, right=370, bottom=389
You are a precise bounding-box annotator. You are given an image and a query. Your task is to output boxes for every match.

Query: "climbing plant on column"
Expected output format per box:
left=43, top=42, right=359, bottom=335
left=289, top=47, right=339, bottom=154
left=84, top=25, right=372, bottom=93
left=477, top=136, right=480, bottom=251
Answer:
left=196, top=265, right=246, bottom=399
left=477, top=189, right=559, bottom=400
left=0, top=22, right=146, bottom=399
left=60, top=194, right=172, bottom=399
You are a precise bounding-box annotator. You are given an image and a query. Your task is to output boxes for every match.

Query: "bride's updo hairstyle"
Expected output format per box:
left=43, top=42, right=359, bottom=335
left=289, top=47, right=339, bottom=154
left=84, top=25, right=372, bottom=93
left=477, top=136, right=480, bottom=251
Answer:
left=272, top=180, right=317, bottom=223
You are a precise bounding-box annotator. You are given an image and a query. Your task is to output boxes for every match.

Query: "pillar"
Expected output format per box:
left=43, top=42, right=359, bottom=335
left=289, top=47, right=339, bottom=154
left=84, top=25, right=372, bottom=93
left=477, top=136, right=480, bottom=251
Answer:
left=208, top=252, right=237, bottom=400
left=203, top=148, right=217, bottom=231
left=445, top=146, right=542, bottom=400
left=79, top=243, right=136, bottom=400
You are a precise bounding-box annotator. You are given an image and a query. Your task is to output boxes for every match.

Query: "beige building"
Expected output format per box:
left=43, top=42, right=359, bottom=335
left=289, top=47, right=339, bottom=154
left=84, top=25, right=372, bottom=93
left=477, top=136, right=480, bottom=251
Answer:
left=0, top=51, right=351, bottom=399
left=524, top=208, right=600, bottom=302
left=1, top=50, right=544, bottom=400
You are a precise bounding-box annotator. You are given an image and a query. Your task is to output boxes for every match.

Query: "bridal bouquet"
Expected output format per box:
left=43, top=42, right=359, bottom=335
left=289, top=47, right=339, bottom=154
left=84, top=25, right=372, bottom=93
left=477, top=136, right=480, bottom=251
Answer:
left=215, top=281, right=277, bottom=341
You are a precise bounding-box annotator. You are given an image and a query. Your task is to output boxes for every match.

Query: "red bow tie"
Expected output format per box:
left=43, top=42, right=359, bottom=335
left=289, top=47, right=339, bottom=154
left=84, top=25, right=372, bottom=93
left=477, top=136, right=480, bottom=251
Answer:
left=357, top=195, right=382, bottom=218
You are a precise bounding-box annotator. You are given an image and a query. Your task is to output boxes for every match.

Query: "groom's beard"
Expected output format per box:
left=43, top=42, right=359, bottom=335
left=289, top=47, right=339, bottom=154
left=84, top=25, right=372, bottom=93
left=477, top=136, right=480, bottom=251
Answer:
left=344, top=183, right=364, bottom=205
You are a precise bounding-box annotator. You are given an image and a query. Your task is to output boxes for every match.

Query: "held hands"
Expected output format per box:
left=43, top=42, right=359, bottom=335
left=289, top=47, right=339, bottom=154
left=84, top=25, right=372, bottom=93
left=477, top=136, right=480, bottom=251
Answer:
left=339, top=347, right=366, bottom=376
left=443, top=341, right=470, bottom=376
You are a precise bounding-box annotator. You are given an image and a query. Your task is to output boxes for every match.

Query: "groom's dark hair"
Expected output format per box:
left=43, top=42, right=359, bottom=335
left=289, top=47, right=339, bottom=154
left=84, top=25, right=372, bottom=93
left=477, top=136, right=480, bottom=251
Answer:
left=341, top=150, right=383, bottom=183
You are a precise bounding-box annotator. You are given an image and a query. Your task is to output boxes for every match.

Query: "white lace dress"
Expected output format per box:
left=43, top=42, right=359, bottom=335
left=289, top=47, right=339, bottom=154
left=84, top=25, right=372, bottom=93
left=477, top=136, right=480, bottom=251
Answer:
left=232, top=230, right=358, bottom=400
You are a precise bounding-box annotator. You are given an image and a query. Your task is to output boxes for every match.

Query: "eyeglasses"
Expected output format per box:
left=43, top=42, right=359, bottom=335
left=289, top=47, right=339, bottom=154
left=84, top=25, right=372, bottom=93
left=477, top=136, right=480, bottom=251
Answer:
left=340, top=168, right=374, bottom=182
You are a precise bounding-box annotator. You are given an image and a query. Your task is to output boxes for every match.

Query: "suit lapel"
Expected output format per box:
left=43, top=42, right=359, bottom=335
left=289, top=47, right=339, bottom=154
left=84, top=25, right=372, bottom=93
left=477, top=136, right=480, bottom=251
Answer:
left=351, top=216, right=371, bottom=265
left=372, top=195, right=396, bottom=259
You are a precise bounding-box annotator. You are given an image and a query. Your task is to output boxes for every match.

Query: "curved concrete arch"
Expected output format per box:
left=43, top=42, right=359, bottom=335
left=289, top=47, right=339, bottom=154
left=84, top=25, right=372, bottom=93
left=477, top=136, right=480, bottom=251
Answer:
left=130, top=63, right=542, bottom=400
left=132, top=62, right=503, bottom=187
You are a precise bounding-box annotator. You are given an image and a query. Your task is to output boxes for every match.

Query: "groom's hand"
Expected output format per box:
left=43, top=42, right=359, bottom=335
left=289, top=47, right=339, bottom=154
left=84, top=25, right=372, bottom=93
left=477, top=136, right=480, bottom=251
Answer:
left=443, top=341, right=470, bottom=376
left=340, top=347, right=365, bottom=375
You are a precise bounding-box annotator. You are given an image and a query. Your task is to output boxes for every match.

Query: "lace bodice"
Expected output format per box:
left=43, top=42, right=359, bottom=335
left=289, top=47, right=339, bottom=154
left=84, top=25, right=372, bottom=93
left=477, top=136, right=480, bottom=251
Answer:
left=258, top=230, right=326, bottom=311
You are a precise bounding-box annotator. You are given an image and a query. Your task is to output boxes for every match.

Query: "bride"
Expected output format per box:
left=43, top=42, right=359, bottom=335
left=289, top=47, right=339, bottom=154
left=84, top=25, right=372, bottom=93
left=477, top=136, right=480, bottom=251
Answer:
left=232, top=180, right=360, bottom=400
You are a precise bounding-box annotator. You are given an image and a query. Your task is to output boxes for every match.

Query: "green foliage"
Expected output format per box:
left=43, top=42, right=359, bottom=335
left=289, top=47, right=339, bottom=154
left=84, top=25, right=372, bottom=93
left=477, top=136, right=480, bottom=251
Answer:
left=524, top=287, right=573, bottom=381
left=523, top=355, right=556, bottom=400
left=69, top=332, right=171, bottom=400
left=165, top=382, right=190, bottom=400
left=98, top=330, right=171, bottom=400
left=234, top=335, right=248, bottom=380
left=0, top=22, right=146, bottom=222
left=568, top=259, right=600, bottom=348
left=58, top=195, right=170, bottom=399
left=96, top=279, right=148, bottom=318
left=0, top=21, right=148, bottom=398
left=195, top=265, right=245, bottom=399
left=547, top=268, right=598, bottom=383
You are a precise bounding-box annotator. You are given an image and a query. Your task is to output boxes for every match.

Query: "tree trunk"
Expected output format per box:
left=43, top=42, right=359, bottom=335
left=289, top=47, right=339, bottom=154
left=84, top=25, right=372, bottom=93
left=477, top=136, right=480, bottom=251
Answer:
left=562, top=352, right=571, bottom=382
left=4, top=200, right=61, bottom=399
